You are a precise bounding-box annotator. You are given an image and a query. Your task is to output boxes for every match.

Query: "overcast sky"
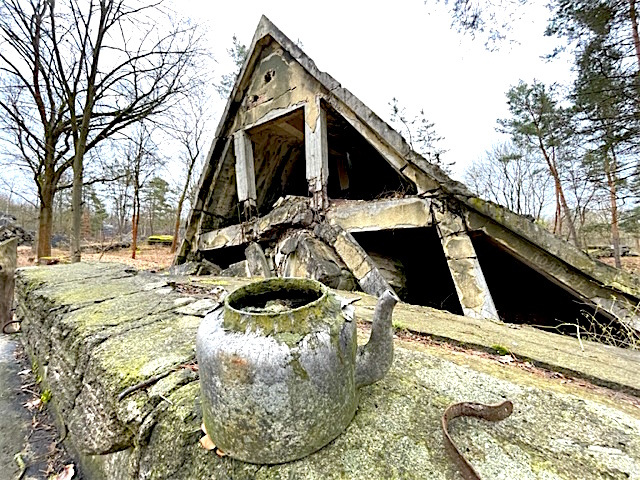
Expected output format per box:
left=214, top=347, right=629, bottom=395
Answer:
left=176, top=0, right=573, bottom=181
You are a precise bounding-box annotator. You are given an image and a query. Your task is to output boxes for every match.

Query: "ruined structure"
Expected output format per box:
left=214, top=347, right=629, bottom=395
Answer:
left=178, top=16, right=640, bottom=333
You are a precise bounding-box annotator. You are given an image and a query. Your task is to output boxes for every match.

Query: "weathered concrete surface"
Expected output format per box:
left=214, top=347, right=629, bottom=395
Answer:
left=348, top=293, right=640, bottom=396
left=0, top=237, right=17, bottom=332
left=179, top=15, right=640, bottom=331
left=326, top=198, right=432, bottom=233
left=464, top=201, right=640, bottom=330
left=274, top=230, right=357, bottom=290
left=15, top=263, right=640, bottom=479
left=198, top=196, right=314, bottom=252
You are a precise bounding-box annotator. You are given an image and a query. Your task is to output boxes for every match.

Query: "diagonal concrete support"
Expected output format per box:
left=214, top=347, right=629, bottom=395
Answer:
left=233, top=130, right=257, bottom=219
left=434, top=207, right=499, bottom=320
left=304, top=96, right=329, bottom=211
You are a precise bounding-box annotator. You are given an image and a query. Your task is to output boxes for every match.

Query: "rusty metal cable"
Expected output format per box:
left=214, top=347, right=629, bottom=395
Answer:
left=442, top=400, right=514, bottom=480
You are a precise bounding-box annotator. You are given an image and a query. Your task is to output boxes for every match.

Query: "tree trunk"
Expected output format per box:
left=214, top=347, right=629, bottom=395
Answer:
left=37, top=182, right=55, bottom=259
left=553, top=184, right=561, bottom=235
left=606, top=149, right=621, bottom=269
left=557, top=181, right=580, bottom=248
left=171, top=195, right=185, bottom=254
left=70, top=151, right=83, bottom=262
left=540, top=142, right=580, bottom=247
left=132, top=184, right=140, bottom=260
left=629, top=0, right=640, bottom=71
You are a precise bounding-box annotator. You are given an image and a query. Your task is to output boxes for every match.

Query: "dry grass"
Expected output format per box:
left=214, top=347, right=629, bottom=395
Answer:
left=17, top=244, right=175, bottom=271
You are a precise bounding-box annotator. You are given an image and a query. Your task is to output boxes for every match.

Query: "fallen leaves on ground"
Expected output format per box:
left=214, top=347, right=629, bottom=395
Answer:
left=49, top=463, right=74, bottom=480
left=24, top=397, right=42, bottom=411
left=17, top=244, right=174, bottom=270
left=181, top=362, right=199, bottom=372
left=199, top=433, right=216, bottom=451
left=199, top=422, right=227, bottom=456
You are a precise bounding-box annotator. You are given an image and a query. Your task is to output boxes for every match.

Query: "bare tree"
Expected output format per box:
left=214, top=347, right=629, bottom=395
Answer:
left=48, top=0, right=203, bottom=262
left=125, top=126, right=162, bottom=259
left=388, top=97, right=450, bottom=172
left=0, top=0, right=74, bottom=259
left=169, top=95, right=211, bottom=253
left=465, top=142, right=551, bottom=220
left=0, top=0, right=205, bottom=261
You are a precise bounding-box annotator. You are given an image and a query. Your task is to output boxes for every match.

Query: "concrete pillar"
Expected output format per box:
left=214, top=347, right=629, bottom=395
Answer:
left=435, top=209, right=499, bottom=320
left=304, top=97, right=329, bottom=211
left=0, top=237, right=17, bottom=333
left=233, top=130, right=257, bottom=219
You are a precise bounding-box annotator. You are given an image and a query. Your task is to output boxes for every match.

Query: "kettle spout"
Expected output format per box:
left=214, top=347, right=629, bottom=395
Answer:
left=355, top=289, right=399, bottom=388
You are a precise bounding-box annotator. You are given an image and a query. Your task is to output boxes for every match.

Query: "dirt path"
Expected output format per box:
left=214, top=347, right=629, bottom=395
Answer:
left=0, top=334, right=77, bottom=479
left=0, top=334, right=30, bottom=478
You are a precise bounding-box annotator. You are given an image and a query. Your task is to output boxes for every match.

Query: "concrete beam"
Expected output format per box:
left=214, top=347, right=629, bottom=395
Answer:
left=323, top=96, right=439, bottom=194
left=233, top=130, right=257, bottom=217
left=326, top=197, right=432, bottom=233
left=434, top=207, right=499, bottom=321
left=199, top=196, right=314, bottom=252
left=464, top=209, right=640, bottom=331
left=314, top=223, right=393, bottom=297
left=304, top=97, right=329, bottom=210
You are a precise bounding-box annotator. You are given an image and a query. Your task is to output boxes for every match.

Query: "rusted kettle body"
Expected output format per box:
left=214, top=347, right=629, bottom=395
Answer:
left=196, top=278, right=398, bottom=464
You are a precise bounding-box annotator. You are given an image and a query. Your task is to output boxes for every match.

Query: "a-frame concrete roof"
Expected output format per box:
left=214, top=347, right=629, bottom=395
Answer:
left=178, top=15, right=640, bottom=330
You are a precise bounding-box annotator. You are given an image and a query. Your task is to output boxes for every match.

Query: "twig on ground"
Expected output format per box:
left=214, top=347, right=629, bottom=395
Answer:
left=117, top=370, right=174, bottom=401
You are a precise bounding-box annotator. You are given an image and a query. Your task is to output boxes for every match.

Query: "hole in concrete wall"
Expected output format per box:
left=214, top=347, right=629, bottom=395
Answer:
left=352, top=228, right=463, bottom=315
left=470, top=232, right=613, bottom=336
left=324, top=103, right=416, bottom=200
left=264, top=70, right=274, bottom=83
left=248, top=107, right=306, bottom=212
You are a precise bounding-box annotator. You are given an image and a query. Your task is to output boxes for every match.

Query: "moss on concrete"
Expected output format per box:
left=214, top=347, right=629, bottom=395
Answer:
left=223, top=278, right=343, bottom=344
left=14, top=263, right=640, bottom=479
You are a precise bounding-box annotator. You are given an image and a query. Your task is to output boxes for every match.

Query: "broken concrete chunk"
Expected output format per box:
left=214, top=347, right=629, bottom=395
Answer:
left=197, top=259, right=222, bottom=276
left=168, top=261, right=201, bottom=276
left=275, top=231, right=357, bottom=291
left=168, top=259, right=222, bottom=277
left=220, top=260, right=250, bottom=277
left=368, top=252, right=406, bottom=299
left=360, top=268, right=393, bottom=298
left=245, top=242, right=271, bottom=277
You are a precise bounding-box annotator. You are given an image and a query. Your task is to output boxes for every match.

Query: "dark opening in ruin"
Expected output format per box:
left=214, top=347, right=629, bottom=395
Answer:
left=352, top=228, right=463, bottom=315
left=324, top=103, right=416, bottom=201
left=248, top=107, right=307, bottom=213
left=202, top=244, right=247, bottom=270
left=470, top=232, right=614, bottom=337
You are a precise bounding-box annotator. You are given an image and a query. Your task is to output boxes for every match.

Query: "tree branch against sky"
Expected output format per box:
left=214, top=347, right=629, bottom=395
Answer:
left=49, top=0, right=205, bottom=262
left=0, top=0, right=207, bottom=261
left=431, top=0, right=528, bottom=49
left=169, top=94, right=212, bottom=253
left=0, top=0, right=73, bottom=259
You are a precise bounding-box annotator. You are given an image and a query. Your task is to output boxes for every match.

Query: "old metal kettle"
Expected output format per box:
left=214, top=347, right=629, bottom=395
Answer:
left=196, top=277, right=399, bottom=464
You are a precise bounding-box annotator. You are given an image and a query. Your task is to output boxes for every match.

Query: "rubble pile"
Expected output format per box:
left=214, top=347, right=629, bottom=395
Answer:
left=0, top=214, right=34, bottom=246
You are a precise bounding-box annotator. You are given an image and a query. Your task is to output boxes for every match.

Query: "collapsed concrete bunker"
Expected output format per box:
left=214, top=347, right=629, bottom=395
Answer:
left=177, top=16, right=640, bottom=338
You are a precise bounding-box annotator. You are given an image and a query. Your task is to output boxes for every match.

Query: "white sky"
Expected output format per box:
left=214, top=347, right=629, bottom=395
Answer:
left=177, top=0, right=574, bottom=181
